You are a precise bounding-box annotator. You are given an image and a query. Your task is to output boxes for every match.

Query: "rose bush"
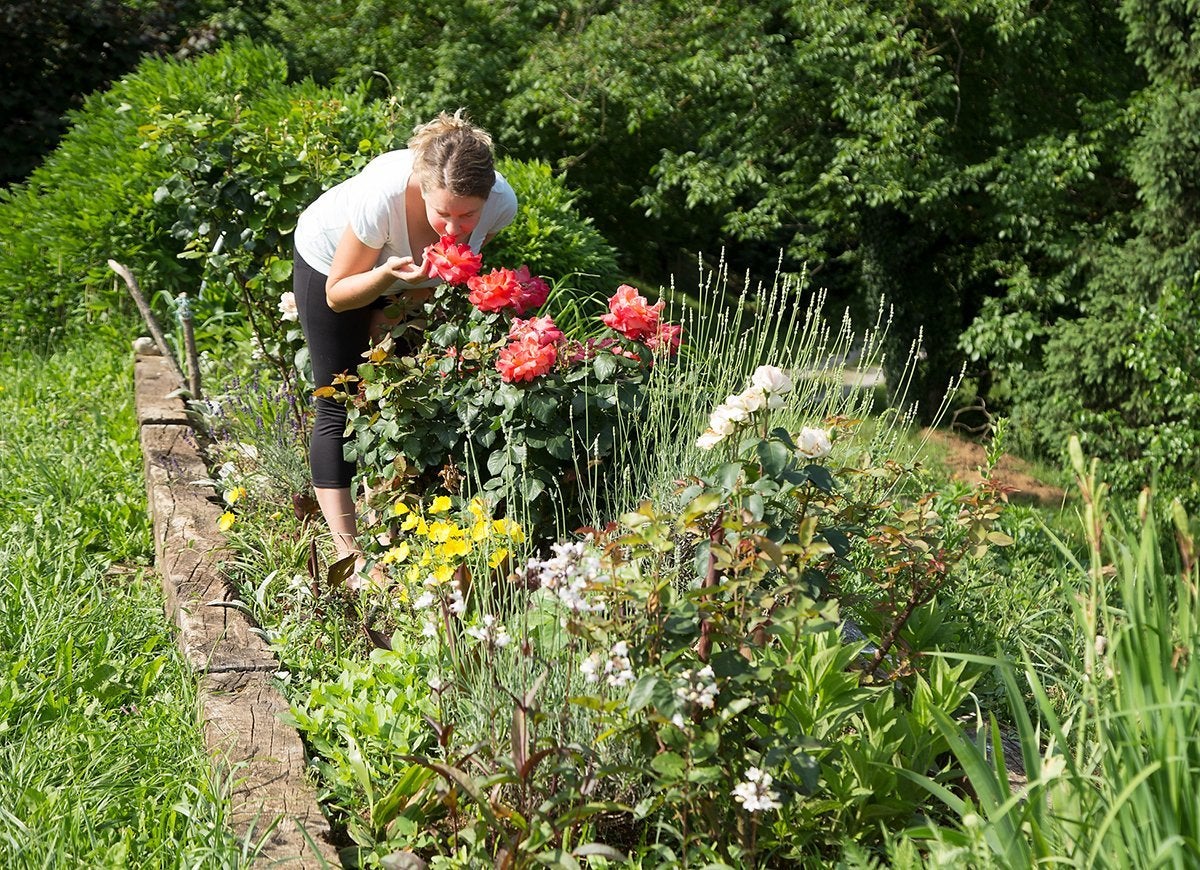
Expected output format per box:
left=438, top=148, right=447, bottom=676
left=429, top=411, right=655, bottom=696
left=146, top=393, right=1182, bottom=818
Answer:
left=323, top=236, right=682, bottom=542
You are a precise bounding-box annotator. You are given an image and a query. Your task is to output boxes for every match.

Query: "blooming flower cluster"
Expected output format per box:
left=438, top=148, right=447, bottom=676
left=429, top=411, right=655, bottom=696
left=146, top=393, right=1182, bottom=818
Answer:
left=731, top=767, right=783, bottom=813
left=516, top=541, right=607, bottom=614
left=380, top=496, right=524, bottom=588
left=418, top=239, right=683, bottom=384
left=671, top=665, right=719, bottom=727
left=697, top=364, right=795, bottom=450
left=580, top=640, right=635, bottom=688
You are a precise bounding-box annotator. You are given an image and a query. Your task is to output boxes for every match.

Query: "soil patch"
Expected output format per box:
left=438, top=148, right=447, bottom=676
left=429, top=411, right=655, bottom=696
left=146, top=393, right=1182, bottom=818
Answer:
left=921, top=428, right=1068, bottom=508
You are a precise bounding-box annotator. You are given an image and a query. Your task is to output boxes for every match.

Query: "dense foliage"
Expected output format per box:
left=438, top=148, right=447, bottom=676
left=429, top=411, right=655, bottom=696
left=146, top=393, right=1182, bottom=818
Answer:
left=0, top=41, right=616, bottom=355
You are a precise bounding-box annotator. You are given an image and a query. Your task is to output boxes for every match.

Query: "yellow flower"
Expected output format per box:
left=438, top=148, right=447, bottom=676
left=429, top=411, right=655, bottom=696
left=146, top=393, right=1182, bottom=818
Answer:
left=471, top=520, right=490, bottom=542
left=427, top=520, right=460, bottom=543
left=432, top=564, right=455, bottom=584
left=401, top=512, right=420, bottom=531
left=493, top=518, right=526, bottom=543
left=224, top=485, right=247, bottom=506
left=218, top=512, right=236, bottom=532
left=393, top=501, right=410, bottom=516
left=429, top=495, right=452, bottom=514
left=468, top=498, right=488, bottom=520
left=405, top=564, right=420, bottom=584
left=488, top=547, right=508, bottom=569
left=440, top=538, right=471, bottom=559
left=382, top=542, right=411, bottom=564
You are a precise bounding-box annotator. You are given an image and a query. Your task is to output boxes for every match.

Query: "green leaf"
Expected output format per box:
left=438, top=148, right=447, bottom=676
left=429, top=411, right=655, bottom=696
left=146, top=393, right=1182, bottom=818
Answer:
left=627, top=673, right=660, bottom=713
left=757, top=438, right=791, bottom=477
left=650, top=751, right=686, bottom=780
left=593, top=354, right=618, bottom=381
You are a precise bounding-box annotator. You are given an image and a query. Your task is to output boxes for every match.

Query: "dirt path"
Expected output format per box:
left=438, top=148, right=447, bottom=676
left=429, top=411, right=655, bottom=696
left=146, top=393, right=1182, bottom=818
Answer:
left=920, top=428, right=1068, bottom=508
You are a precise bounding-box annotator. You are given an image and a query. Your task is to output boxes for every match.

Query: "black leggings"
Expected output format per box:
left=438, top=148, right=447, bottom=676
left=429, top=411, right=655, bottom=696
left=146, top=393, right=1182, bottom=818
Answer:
left=294, top=251, right=375, bottom=489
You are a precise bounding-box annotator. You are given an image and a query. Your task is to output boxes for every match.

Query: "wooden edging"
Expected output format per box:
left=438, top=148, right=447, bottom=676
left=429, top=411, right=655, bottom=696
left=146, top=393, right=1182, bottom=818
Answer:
left=133, top=349, right=339, bottom=867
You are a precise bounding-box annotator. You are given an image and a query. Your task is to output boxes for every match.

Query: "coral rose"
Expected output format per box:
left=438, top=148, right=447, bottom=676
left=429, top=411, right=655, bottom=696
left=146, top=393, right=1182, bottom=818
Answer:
left=496, top=333, right=558, bottom=383
left=423, top=234, right=483, bottom=285
left=468, top=268, right=523, bottom=312
left=601, top=284, right=664, bottom=341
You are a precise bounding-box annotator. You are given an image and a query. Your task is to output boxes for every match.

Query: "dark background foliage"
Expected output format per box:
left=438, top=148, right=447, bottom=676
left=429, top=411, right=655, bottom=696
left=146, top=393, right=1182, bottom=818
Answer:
left=3, top=0, right=1198, bottom=504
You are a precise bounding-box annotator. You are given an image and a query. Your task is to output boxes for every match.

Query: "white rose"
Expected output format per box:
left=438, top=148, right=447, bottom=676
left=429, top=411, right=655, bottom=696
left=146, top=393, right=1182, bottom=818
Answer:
left=278, top=291, right=299, bottom=322
left=718, top=395, right=751, bottom=422
left=795, top=426, right=832, bottom=459
left=708, top=405, right=742, bottom=435
left=751, top=365, right=793, bottom=394
left=696, top=429, right=725, bottom=450
left=734, top=386, right=767, bottom=413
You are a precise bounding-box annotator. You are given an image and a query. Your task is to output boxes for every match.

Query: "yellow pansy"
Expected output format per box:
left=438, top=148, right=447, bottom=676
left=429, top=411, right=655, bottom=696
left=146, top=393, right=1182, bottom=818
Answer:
left=429, top=495, right=452, bottom=514
left=218, top=512, right=237, bottom=532
left=488, top=547, right=508, bottom=569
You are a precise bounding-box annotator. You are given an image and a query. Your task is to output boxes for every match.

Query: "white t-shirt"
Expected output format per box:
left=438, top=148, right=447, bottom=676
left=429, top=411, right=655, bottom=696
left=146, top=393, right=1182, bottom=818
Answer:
left=294, top=149, right=518, bottom=291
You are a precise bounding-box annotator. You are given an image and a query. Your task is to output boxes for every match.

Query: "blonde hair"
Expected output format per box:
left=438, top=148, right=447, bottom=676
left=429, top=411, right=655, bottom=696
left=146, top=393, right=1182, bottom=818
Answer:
left=409, top=109, right=496, bottom=200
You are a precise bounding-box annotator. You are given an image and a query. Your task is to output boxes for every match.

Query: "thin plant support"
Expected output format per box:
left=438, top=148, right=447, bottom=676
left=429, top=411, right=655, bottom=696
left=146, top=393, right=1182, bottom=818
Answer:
left=107, top=258, right=188, bottom=390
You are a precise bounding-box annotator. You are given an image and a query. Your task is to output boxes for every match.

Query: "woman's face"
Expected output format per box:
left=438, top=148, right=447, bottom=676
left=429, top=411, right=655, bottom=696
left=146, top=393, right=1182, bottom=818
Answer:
left=423, top=187, right=487, bottom=240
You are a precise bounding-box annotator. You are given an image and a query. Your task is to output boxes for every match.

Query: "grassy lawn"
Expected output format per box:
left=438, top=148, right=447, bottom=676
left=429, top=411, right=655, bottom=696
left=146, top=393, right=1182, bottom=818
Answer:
left=0, top=336, right=247, bottom=867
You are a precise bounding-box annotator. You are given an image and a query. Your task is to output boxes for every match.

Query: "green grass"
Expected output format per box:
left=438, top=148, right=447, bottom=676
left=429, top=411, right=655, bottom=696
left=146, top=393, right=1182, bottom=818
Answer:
left=0, top=336, right=248, bottom=867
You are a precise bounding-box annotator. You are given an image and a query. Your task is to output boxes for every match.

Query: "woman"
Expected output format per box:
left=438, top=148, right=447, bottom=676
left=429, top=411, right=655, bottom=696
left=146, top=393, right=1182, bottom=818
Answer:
left=292, top=110, right=517, bottom=586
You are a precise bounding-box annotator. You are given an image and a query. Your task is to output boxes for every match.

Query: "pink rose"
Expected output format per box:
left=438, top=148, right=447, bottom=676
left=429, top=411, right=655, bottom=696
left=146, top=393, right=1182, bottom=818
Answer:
left=513, top=266, right=551, bottom=314
left=509, top=315, right=564, bottom=347
left=601, top=284, right=664, bottom=341
left=646, top=321, right=683, bottom=356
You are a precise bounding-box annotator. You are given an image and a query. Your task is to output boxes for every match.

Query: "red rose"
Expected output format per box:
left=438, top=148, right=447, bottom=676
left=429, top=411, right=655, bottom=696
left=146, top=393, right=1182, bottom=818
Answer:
left=646, top=321, right=683, bottom=356
left=423, top=235, right=483, bottom=285
left=513, top=266, right=551, bottom=314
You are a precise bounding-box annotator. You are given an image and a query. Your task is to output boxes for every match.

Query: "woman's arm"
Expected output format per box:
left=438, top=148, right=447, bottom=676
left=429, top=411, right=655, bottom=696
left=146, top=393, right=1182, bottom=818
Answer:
left=325, top=225, right=430, bottom=312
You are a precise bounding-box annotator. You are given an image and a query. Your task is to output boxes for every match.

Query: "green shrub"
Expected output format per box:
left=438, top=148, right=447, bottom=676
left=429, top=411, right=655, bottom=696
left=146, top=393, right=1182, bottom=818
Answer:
left=487, top=158, right=618, bottom=294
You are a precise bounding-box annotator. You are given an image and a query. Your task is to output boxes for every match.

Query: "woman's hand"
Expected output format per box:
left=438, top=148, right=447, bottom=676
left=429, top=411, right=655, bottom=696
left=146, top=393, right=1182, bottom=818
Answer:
left=325, top=225, right=430, bottom=312
left=377, top=255, right=430, bottom=286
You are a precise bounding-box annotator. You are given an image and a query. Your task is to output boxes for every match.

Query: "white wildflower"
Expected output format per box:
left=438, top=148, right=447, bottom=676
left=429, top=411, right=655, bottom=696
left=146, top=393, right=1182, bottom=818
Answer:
left=420, top=617, right=438, bottom=638
left=466, top=614, right=511, bottom=649
left=413, top=590, right=435, bottom=610
left=795, top=426, right=832, bottom=460
left=448, top=586, right=466, bottom=616
left=675, top=665, right=719, bottom=711
left=580, top=652, right=603, bottom=684
left=732, top=767, right=783, bottom=812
